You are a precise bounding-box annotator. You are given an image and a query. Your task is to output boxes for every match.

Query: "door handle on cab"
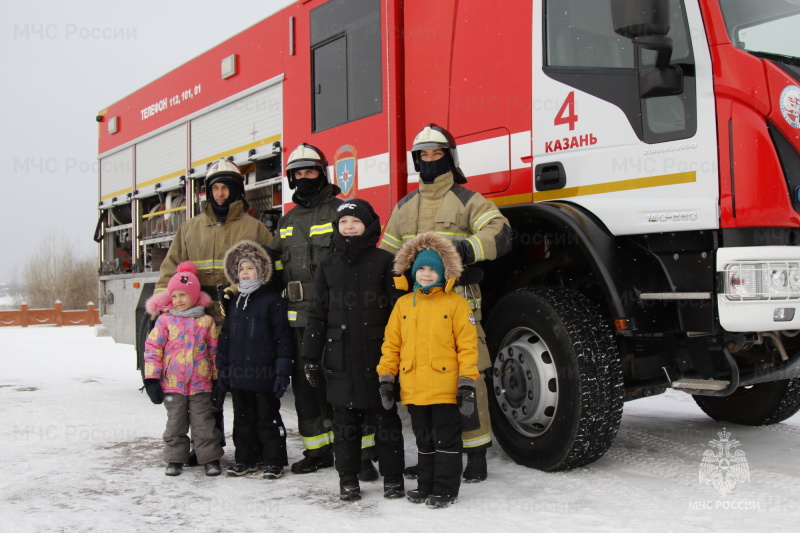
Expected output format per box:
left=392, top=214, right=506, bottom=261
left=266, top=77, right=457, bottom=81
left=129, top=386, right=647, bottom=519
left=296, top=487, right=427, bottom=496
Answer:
left=534, top=162, right=566, bottom=191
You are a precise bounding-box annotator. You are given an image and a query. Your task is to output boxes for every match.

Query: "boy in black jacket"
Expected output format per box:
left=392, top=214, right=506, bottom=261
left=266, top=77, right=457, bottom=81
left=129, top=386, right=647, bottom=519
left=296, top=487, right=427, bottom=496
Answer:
left=301, top=199, right=405, bottom=501
left=216, top=240, right=293, bottom=479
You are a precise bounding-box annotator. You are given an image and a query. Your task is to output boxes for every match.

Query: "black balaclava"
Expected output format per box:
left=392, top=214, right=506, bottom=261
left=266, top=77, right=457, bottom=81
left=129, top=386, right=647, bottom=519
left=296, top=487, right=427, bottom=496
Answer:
left=419, top=153, right=454, bottom=184
left=292, top=174, right=326, bottom=206
left=209, top=179, right=242, bottom=220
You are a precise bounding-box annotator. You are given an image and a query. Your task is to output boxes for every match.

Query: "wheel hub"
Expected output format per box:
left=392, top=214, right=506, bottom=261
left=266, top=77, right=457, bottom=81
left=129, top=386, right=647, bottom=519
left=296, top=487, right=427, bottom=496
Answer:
left=492, top=328, right=559, bottom=437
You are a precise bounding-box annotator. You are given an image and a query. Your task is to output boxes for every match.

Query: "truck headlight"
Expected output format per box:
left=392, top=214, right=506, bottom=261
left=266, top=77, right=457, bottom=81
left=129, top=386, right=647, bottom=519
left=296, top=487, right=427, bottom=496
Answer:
left=724, top=262, right=800, bottom=300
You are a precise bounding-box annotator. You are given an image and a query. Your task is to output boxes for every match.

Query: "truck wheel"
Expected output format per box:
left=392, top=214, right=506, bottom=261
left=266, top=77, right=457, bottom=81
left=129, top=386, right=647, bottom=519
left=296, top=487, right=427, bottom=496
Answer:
left=693, top=378, right=800, bottom=425
left=485, top=287, right=623, bottom=471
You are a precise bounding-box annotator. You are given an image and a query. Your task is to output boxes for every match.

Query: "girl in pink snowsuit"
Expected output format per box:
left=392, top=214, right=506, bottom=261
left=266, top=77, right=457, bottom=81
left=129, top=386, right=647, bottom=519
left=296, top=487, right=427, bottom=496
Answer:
left=142, top=261, right=223, bottom=476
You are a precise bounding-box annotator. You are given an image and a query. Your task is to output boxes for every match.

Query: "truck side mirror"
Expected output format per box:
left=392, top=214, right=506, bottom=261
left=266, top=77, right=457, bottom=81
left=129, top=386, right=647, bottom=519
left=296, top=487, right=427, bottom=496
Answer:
left=611, top=0, right=683, bottom=98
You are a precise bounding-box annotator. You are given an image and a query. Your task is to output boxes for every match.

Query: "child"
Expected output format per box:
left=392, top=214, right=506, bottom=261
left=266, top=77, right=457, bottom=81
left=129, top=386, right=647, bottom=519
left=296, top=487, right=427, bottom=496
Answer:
left=216, top=239, right=293, bottom=479
left=142, top=261, right=223, bottom=476
left=377, top=232, right=479, bottom=509
left=301, top=199, right=405, bottom=501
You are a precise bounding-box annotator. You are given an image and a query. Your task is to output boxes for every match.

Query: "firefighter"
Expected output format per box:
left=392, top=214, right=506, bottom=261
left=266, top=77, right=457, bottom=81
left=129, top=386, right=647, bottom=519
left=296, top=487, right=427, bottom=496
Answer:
left=156, top=158, right=273, bottom=323
left=379, top=124, right=513, bottom=483
left=155, top=158, right=273, bottom=465
left=270, top=143, right=377, bottom=477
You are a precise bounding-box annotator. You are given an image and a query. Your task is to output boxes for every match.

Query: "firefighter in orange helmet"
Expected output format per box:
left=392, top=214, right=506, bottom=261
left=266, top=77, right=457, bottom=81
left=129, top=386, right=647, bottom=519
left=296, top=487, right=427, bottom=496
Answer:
left=380, top=124, right=513, bottom=482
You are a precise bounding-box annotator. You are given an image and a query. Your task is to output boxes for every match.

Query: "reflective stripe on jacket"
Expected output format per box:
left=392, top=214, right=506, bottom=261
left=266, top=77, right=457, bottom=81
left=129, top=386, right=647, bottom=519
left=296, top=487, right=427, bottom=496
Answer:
left=269, top=185, right=343, bottom=327
left=156, top=200, right=273, bottom=293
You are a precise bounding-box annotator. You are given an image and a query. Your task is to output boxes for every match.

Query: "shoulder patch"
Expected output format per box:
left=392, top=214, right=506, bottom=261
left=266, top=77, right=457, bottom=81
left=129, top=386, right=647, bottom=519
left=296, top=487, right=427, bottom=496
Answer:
left=468, top=313, right=476, bottom=325
left=396, top=189, right=420, bottom=211
left=450, top=184, right=476, bottom=207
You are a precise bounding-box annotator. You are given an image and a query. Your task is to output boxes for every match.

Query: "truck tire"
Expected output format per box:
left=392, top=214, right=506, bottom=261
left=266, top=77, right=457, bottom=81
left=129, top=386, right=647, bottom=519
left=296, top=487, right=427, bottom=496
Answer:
left=485, top=287, right=623, bottom=471
left=693, top=378, right=800, bottom=425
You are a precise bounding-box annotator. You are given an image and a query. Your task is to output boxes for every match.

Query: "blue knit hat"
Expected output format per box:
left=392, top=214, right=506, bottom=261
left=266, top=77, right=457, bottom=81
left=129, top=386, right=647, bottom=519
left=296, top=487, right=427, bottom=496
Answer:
left=412, top=248, right=445, bottom=290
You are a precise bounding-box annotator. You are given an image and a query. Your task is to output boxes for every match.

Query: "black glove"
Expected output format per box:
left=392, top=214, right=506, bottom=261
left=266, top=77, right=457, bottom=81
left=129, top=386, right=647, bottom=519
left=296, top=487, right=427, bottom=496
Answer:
left=211, top=380, right=225, bottom=409
left=454, top=239, right=471, bottom=265
left=456, top=377, right=476, bottom=417
left=217, top=284, right=237, bottom=318
left=143, top=379, right=164, bottom=405
left=379, top=375, right=395, bottom=410
left=273, top=373, right=290, bottom=399
left=218, top=372, right=231, bottom=393
left=304, top=362, right=321, bottom=388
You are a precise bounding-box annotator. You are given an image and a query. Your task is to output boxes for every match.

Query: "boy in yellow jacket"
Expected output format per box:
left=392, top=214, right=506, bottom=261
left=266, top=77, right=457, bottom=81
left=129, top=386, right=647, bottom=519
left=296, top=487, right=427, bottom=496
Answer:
left=377, top=232, right=479, bottom=509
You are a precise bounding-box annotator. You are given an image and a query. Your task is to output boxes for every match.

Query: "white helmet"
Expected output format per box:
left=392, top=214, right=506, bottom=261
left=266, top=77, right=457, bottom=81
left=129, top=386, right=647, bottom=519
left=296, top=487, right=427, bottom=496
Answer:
left=205, top=158, right=244, bottom=198
left=286, top=143, right=328, bottom=189
left=411, top=124, right=466, bottom=183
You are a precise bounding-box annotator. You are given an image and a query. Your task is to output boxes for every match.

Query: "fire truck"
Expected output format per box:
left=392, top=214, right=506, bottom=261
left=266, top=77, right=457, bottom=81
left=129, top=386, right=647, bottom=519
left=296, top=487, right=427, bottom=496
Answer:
left=96, top=0, right=800, bottom=471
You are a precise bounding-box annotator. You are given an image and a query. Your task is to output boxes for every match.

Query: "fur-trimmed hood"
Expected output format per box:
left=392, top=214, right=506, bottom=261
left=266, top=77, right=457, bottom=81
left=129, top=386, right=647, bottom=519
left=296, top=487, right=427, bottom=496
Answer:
left=393, top=232, right=464, bottom=285
left=223, top=239, right=273, bottom=284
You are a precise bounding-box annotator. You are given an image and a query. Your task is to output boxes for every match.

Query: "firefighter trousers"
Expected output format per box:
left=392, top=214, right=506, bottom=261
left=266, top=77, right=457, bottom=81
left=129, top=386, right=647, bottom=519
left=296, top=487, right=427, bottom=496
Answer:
left=462, top=326, right=492, bottom=453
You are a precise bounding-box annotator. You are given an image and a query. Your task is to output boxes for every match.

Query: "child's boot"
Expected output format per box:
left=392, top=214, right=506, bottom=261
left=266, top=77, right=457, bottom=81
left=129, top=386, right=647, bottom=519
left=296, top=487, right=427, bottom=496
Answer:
left=426, top=493, right=459, bottom=509
left=406, top=486, right=430, bottom=504
left=204, top=460, right=222, bottom=476
left=165, top=462, right=183, bottom=476
left=263, top=465, right=283, bottom=479
left=339, top=473, right=361, bottom=501
left=383, top=475, right=405, bottom=499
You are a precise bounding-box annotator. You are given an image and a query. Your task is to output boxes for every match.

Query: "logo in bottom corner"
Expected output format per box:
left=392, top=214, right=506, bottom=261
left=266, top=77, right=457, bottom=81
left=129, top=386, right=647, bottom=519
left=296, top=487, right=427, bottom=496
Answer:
left=698, top=427, right=750, bottom=496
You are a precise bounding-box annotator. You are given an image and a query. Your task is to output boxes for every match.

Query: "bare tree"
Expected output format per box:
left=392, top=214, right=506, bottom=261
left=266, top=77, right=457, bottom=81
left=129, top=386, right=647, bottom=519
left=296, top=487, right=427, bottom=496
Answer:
left=23, top=234, right=96, bottom=310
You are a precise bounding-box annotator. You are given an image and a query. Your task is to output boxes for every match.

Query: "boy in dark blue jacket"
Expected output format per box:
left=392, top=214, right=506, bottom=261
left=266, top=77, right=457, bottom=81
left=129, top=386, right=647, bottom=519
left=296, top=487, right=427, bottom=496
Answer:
left=216, top=239, right=293, bottom=479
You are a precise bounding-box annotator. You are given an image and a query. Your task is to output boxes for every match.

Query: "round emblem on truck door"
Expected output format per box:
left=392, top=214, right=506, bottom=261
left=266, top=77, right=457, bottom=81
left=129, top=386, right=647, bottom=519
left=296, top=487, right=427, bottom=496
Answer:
left=780, top=85, right=800, bottom=128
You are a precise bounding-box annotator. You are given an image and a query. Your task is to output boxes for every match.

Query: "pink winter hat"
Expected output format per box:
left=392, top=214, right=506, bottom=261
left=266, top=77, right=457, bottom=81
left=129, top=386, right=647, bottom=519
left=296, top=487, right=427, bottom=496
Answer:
left=168, top=262, right=202, bottom=306
left=145, top=262, right=212, bottom=316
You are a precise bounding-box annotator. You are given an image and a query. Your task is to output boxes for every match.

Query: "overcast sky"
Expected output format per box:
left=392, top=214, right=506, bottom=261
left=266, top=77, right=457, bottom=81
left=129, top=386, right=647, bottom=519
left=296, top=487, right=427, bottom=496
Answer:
left=1, top=0, right=291, bottom=282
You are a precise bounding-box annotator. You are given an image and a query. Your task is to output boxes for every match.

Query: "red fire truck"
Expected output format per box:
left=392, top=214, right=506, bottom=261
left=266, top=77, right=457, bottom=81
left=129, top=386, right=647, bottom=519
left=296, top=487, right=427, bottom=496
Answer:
left=96, top=0, right=800, bottom=471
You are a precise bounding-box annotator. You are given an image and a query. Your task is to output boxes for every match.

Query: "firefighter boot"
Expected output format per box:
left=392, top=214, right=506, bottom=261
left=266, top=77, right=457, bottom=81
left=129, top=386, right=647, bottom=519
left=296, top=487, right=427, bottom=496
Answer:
left=291, top=449, right=334, bottom=474
left=358, top=459, right=379, bottom=482
left=462, top=449, right=487, bottom=483
left=403, top=464, right=419, bottom=479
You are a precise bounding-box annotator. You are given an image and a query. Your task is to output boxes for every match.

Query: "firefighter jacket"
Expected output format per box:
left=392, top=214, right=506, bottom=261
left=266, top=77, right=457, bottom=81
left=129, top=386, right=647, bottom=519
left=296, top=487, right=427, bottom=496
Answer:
left=269, top=184, right=343, bottom=328
left=377, top=232, right=479, bottom=406
left=378, top=171, right=512, bottom=324
left=156, top=200, right=273, bottom=315
left=301, top=217, right=400, bottom=409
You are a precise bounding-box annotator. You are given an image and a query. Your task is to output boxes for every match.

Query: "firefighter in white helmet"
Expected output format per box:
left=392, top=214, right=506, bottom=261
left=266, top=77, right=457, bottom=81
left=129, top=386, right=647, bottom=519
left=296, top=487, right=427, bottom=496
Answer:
left=270, top=143, right=378, bottom=478
left=380, top=124, right=513, bottom=483
left=157, top=158, right=272, bottom=321
left=155, top=158, right=273, bottom=465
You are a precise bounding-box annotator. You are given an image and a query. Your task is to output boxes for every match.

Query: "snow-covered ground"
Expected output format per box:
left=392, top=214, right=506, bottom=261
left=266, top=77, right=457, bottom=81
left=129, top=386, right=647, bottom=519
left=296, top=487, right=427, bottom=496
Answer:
left=1, top=326, right=799, bottom=533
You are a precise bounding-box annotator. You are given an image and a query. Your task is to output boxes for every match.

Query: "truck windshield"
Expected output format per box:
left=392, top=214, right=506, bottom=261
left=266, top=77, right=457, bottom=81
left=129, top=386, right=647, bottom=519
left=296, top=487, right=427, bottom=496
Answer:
left=719, top=0, right=800, bottom=58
